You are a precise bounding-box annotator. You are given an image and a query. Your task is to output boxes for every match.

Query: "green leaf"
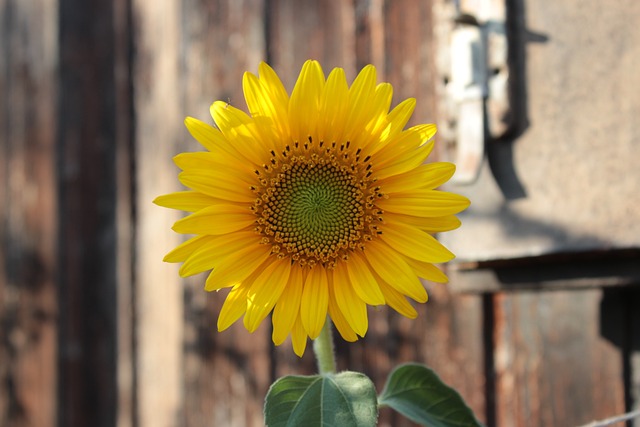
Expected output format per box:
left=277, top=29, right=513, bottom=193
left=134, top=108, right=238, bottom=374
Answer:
left=378, top=363, right=484, bottom=427
left=264, top=372, right=378, bottom=427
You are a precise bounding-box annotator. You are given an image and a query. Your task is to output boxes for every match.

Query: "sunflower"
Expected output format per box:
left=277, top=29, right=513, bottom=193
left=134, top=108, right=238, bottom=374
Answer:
left=154, top=60, right=469, bottom=356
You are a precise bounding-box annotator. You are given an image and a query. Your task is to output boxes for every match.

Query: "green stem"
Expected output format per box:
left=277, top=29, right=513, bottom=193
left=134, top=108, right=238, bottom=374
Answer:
left=313, top=317, right=337, bottom=375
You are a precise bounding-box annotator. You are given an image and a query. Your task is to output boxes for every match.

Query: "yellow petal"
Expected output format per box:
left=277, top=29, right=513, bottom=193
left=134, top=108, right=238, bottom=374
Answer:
left=210, top=101, right=266, bottom=167
left=384, top=97, right=416, bottom=137
left=363, top=240, right=428, bottom=303
left=204, top=244, right=272, bottom=291
left=179, top=231, right=259, bottom=277
left=163, top=235, right=215, bottom=263
left=244, top=259, right=292, bottom=333
left=153, top=191, right=217, bottom=212
left=354, top=82, right=393, bottom=149
left=376, top=190, right=470, bottom=217
left=377, top=279, right=419, bottom=319
left=404, top=257, right=449, bottom=283
left=318, top=67, right=349, bottom=144
left=172, top=204, right=254, bottom=235
left=362, top=97, right=416, bottom=158
left=380, top=162, right=456, bottom=193
left=374, top=124, right=436, bottom=169
left=256, top=63, right=291, bottom=144
left=288, top=60, right=325, bottom=144
left=243, top=71, right=273, bottom=116
left=178, top=170, right=255, bottom=203
left=272, top=266, right=304, bottom=345
left=300, top=265, right=329, bottom=339
left=184, top=117, right=228, bottom=153
left=217, top=283, right=250, bottom=331
left=173, top=151, right=252, bottom=175
left=380, top=221, right=455, bottom=263
left=331, top=267, right=368, bottom=337
left=384, top=212, right=462, bottom=233
left=343, top=65, right=377, bottom=142
left=172, top=151, right=215, bottom=169
left=258, top=62, right=290, bottom=110
left=343, top=253, right=385, bottom=305
left=243, top=71, right=286, bottom=145
left=374, top=139, right=435, bottom=180
left=327, top=280, right=358, bottom=342
left=184, top=116, right=262, bottom=170
left=291, top=314, right=308, bottom=357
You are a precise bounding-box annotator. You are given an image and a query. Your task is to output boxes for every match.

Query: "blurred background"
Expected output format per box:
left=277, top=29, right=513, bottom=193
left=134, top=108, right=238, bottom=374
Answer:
left=1, top=0, right=639, bottom=426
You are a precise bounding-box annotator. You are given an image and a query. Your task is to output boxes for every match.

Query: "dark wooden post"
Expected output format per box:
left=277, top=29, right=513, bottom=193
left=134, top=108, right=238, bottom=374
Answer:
left=56, top=0, right=124, bottom=425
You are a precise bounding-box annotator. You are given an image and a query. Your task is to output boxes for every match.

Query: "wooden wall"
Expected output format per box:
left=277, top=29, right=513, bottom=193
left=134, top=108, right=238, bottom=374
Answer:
left=1, top=1, right=58, bottom=425
left=1, top=0, right=637, bottom=426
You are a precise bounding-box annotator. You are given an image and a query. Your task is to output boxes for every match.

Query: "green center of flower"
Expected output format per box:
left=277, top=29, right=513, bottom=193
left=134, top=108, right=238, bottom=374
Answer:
left=252, top=139, right=384, bottom=268
left=273, top=162, right=363, bottom=255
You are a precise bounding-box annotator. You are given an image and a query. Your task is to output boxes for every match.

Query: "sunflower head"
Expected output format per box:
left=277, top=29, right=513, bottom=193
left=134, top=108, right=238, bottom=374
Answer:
left=154, top=60, right=469, bottom=356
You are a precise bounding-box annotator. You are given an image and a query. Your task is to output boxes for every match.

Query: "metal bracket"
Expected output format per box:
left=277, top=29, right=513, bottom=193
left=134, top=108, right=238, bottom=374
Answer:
left=437, top=0, right=511, bottom=184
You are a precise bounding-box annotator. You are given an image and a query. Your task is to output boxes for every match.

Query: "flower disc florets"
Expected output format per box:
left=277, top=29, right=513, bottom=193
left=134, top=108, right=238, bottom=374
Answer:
left=252, top=137, right=384, bottom=268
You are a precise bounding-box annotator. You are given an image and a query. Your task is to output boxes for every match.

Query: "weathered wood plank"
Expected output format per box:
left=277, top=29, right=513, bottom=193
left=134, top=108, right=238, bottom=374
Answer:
left=268, top=0, right=357, bottom=83
left=419, top=284, right=487, bottom=423
left=354, top=0, right=385, bottom=72
left=382, top=0, right=438, bottom=126
left=0, top=0, right=58, bottom=425
left=494, top=289, right=625, bottom=426
left=179, top=1, right=270, bottom=426
left=132, top=0, right=184, bottom=425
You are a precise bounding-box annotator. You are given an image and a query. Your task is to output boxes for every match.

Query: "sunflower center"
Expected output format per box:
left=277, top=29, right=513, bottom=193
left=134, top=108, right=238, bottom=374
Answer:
left=275, top=162, right=362, bottom=252
left=252, top=139, right=384, bottom=268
